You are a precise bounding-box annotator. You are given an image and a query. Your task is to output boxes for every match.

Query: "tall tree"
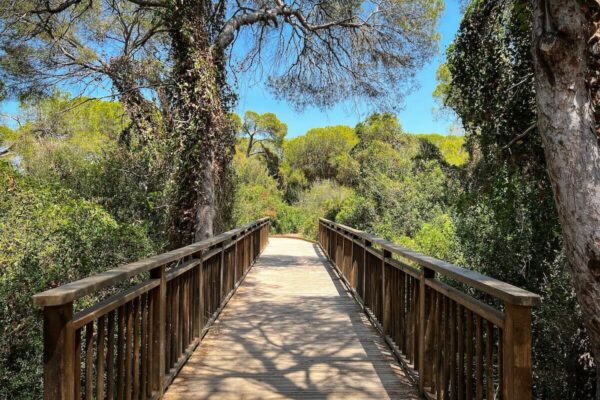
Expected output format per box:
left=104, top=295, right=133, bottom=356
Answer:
left=240, top=111, right=286, bottom=158
left=531, top=0, right=600, bottom=396
left=0, top=0, right=443, bottom=244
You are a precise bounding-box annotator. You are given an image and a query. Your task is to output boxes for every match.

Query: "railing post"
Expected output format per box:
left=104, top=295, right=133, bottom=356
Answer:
left=502, top=303, right=533, bottom=400
left=363, top=239, right=371, bottom=302
left=42, top=302, right=75, bottom=400
left=382, top=249, right=391, bottom=335
left=233, top=236, right=238, bottom=284
left=150, top=265, right=166, bottom=396
left=219, top=243, right=225, bottom=302
left=418, top=267, right=435, bottom=392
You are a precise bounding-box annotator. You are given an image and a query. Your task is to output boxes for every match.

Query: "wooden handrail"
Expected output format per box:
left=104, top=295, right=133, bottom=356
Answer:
left=319, top=218, right=540, bottom=306
left=34, top=218, right=269, bottom=307
left=34, top=218, right=270, bottom=400
left=318, top=218, right=539, bottom=400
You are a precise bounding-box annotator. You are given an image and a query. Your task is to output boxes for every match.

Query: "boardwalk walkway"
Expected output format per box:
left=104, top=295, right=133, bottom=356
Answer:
left=163, top=237, right=418, bottom=399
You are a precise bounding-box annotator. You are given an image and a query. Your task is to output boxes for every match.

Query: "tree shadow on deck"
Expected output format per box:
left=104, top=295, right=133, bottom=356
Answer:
left=165, top=239, right=417, bottom=399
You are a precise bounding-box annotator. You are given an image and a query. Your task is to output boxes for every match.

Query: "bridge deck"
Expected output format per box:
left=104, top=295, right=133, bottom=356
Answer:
left=163, top=237, right=418, bottom=399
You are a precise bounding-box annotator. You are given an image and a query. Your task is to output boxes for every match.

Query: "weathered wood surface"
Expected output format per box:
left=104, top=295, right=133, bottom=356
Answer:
left=163, top=237, right=418, bottom=399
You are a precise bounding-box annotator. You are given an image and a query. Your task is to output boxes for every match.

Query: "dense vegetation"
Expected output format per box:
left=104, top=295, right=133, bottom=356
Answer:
left=0, top=1, right=597, bottom=398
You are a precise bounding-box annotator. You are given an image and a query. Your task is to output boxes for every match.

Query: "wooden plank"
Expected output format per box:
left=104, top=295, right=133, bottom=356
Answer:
left=74, top=327, right=81, bottom=400
left=466, top=310, right=473, bottom=400
left=132, top=298, right=140, bottom=400
left=84, top=322, right=94, bottom=400
left=96, top=316, right=106, bottom=400
left=125, top=302, right=133, bottom=400
left=42, top=303, right=75, bottom=400
left=486, top=320, right=494, bottom=400
left=106, top=311, right=115, bottom=400
left=502, top=304, right=533, bottom=400
left=476, top=316, right=483, bottom=400
left=116, top=306, right=125, bottom=400
left=140, top=294, right=148, bottom=400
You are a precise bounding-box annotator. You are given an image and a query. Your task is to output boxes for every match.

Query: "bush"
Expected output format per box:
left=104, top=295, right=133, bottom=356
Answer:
left=0, top=162, right=156, bottom=399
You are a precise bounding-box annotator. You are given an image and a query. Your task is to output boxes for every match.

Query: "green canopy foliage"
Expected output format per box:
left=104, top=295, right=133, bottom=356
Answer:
left=284, top=125, right=357, bottom=182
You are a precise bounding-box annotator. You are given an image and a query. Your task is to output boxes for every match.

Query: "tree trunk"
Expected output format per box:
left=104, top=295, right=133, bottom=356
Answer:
left=532, top=0, right=600, bottom=395
left=167, top=0, right=234, bottom=246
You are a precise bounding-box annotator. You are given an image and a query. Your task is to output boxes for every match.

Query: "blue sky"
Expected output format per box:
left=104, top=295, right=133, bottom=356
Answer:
left=1, top=1, right=462, bottom=136
left=235, top=1, right=462, bottom=138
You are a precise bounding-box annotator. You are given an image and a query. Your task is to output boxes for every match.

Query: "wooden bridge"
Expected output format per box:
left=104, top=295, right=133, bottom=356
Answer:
left=34, top=218, right=540, bottom=400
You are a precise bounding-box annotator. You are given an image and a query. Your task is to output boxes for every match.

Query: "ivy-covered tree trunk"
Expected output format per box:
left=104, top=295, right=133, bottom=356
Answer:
left=532, top=0, right=600, bottom=395
left=167, top=0, right=234, bottom=245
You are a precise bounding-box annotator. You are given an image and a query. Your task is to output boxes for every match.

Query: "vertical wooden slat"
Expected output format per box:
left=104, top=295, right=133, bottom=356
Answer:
left=450, top=301, right=457, bottom=400
left=125, top=302, right=133, bottom=400
left=133, top=298, right=141, bottom=400
left=436, top=292, right=443, bottom=400
left=107, top=311, right=115, bottom=400
left=466, top=310, right=473, bottom=400
left=419, top=267, right=435, bottom=392
left=476, top=315, right=483, bottom=400
left=117, top=306, right=125, bottom=400
left=96, top=316, right=106, bottom=400
left=141, top=294, right=148, bottom=400
left=457, top=305, right=464, bottom=400
left=498, top=328, right=503, bottom=400
left=486, top=321, right=494, bottom=400
left=84, top=322, right=94, bottom=400
left=443, top=297, right=450, bottom=400
left=74, top=327, right=81, bottom=400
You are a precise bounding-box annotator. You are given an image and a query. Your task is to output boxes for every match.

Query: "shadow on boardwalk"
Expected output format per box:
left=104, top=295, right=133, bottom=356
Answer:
left=163, top=238, right=418, bottom=399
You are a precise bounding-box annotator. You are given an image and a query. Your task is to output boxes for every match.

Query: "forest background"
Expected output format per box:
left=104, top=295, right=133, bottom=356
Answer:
left=0, top=0, right=597, bottom=399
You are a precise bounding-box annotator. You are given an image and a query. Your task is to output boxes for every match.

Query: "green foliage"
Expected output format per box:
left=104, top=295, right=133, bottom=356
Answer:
left=12, top=94, right=173, bottom=243
left=295, top=180, right=353, bottom=239
left=337, top=114, right=457, bottom=246
left=0, top=161, right=155, bottom=399
left=0, top=125, right=17, bottom=144
left=415, top=134, right=468, bottom=166
left=232, top=151, right=284, bottom=224
left=284, top=125, right=357, bottom=182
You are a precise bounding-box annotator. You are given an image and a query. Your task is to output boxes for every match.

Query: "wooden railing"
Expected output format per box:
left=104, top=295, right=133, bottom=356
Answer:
left=33, top=218, right=270, bottom=400
left=318, top=218, right=540, bottom=400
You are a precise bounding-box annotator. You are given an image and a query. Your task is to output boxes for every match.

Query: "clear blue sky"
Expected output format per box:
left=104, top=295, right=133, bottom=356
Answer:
left=235, top=1, right=462, bottom=138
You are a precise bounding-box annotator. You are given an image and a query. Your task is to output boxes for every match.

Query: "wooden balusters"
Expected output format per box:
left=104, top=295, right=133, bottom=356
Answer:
left=317, top=218, right=538, bottom=400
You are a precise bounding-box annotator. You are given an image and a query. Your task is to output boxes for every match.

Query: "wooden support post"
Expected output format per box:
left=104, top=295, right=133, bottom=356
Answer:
left=219, top=244, right=225, bottom=302
left=150, top=265, right=166, bottom=396
left=194, top=254, right=203, bottom=338
left=502, top=303, right=533, bottom=400
left=43, top=302, right=75, bottom=400
left=382, top=250, right=392, bottom=335
left=418, top=267, right=435, bottom=392
left=233, top=237, right=238, bottom=284
left=363, top=239, right=371, bottom=303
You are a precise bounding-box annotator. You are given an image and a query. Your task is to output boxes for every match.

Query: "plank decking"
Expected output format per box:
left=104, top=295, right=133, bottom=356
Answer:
left=163, top=237, right=418, bottom=399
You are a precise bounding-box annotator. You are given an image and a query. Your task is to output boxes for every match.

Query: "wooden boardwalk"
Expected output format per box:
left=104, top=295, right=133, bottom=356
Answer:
left=163, top=237, right=418, bottom=399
